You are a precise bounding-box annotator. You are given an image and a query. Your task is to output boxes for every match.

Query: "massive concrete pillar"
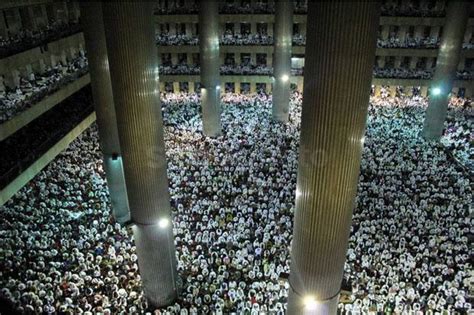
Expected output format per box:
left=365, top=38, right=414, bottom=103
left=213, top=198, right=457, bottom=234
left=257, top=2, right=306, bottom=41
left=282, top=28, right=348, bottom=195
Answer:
left=80, top=2, right=130, bottom=223
left=199, top=0, right=222, bottom=137
left=272, top=0, right=293, bottom=122
left=286, top=2, right=379, bottom=314
left=422, top=1, right=469, bottom=141
left=102, top=2, right=178, bottom=307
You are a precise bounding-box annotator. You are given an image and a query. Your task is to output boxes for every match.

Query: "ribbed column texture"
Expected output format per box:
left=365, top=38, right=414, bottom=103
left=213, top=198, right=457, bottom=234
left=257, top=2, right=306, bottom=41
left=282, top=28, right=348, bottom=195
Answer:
left=80, top=2, right=130, bottom=223
left=287, top=2, right=380, bottom=314
left=422, top=1, right=469, bottom=141
left=199, top=0, right=222, bottom=137
left=102, top=2, right=178, bottom=307
left=272, top=0, right=293, bottom=122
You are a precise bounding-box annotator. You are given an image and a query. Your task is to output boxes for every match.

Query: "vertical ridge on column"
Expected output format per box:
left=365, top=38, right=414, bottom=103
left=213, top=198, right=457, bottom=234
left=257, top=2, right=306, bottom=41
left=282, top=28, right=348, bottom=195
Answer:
left=287, top=2, right=380, bottom=314
left=199, top=0, right=222, bottom=137
left=272, top=0, right=293, bottom=122
left=80, top=2, right=130, bottom=223
left=422, top=1, right=469, bottom=141
left=102, top=2, right=178, bottom=307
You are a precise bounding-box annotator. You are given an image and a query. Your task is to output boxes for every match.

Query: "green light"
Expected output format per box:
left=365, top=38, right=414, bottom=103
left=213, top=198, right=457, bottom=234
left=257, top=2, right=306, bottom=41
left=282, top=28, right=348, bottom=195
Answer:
left=432, top=87, right=442, bottom=96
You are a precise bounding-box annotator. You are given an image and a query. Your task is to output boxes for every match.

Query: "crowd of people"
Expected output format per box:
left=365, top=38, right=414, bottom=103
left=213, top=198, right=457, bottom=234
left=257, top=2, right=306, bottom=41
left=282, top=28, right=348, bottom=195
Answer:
left=0, top=87, right=93, bottom=189
left=373, top=67, right=433, bottom=79
left=380, top=1, right=445, bottom=17
left=153, top=0, right=446, bottom=16
left=373, top=67, right=474, bottom=80
left=158, top=64, right=305, bottom=76
left=377, top=36, right=440, bottom=49
left=0, top=55, right=88, bottom=124
left=0, top=89, right=471, bottom=314
left=154, top=33, right=474, bottom=50
left=154, top=2, right=308, bottom=15
left=155, top=33, right=306, bottom=46
left=0, top=20, right=81, bottom=59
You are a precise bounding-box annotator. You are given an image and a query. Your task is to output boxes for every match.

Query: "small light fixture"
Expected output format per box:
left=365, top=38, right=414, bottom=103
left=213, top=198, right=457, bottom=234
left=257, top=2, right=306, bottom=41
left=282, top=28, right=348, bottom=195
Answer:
left=303, top=296, right=319, bottom=310
left=158, top=218, right=169, bottom=229
left=281, top=74, right=289, bottom=82
left=432, top=87, right=442, bottom=96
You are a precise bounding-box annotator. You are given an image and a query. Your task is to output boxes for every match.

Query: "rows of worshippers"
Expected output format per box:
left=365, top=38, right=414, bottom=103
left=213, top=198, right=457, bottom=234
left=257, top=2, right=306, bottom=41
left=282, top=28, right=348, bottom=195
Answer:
left=154, top=1, right=307, bottom=15
left=0, top=54, right=88, bottom=124
left=157, top=62, right=474, bottom=80
left=155, top=0, right=448, bottom=16
left=155, top=33, right=306, bottom=46
left=159, top=64, right=302, bottom=76
left=0, top=20, right=81, bottom=58
left=0, top=91, right=471, bottom=314
left=153, top=32, right=474, bottom=50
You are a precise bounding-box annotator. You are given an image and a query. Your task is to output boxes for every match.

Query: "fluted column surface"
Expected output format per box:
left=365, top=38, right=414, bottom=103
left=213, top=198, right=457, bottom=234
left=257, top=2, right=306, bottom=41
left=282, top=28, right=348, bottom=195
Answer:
left=80, top=2, right=130, bottom=223
left=199, top=0, right=222, bottom=137
left=272, top=0, right=293, bottom=122
left=287, top=2, right=380, bottom=314
left=102, top=2, right=178, bottom=307
left=422, top=1, right=469, bottom=141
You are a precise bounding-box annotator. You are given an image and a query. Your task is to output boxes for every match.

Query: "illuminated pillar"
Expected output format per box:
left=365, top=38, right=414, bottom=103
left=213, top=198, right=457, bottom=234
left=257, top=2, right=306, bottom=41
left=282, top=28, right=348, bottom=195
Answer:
left=80, top=2, right=130, bottom=223
left=409, top=56, right=418, bottom=69
left=267, top=53, right=273, bottom=68
left=426, top=57, right=435, bottom=70
left=185, top=23, right=193, bottom=37
left=171, top=53, right=178, bottom=66
left=399, top=25, right=408, bottom=42
left=250, top=82, right=257, bottom=93
left=272, top=0, right=293, bottom=122
left=169, top=22, right=176, bottom=35
left=250, top=52, right=257, bottom=65
left=266, top=82, right=272, bottom=94
left=251, top=22, right=257, bottom=34
left=377, top=56, right=385, bottom=68
left=102, top=2, right=178, bottom=307
left=374, top=85, right=382, bottom=96
left=430, top=25, right=440, bottom=40
left=421, top=86, right=428, bottom=97
left=173, top=81, right=180, bottom=93
left=414, top=25, right=424, bottom=38
left=189, top=81, right=195, bottom=93
left=381, top=25, right=389, bottom=40
left=457, top=56, right=465, bottom=71
left=296, top=77, right=304, bottom=93
left=186, top=53, right=193, bottom=65
left=287, top=2, right=379, bottom=314
left=199, top=0, right=222, bottom=136
left=394, top=56, right=402, bottom=69
left=423, top=1, right=469, bottom=141
left=389, top=85, right=397, bottom=97
left=235, top=82, right=241, bottom=93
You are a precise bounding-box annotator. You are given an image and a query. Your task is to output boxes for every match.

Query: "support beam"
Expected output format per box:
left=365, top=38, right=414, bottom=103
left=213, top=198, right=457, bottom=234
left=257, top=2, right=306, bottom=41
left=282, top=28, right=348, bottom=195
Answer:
left=102, top=2, right=178, bottom=307
left=423, top=1, right=469, bottom=141
left=272, top=0, right=293, bottom=122
left=287, top=2, right=379, bottom=313
left=409, top=57, right=418, bottom=69
left=80, top=2, right=130, bottom=223
left=199, top=0, right=222, bottom=136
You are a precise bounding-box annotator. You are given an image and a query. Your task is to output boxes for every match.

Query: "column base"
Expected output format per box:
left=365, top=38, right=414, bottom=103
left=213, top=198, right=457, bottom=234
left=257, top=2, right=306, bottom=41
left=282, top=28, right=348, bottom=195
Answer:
left=286, top=288, right=339, bottom=315
left=132, top=223, right=178, bottom=308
